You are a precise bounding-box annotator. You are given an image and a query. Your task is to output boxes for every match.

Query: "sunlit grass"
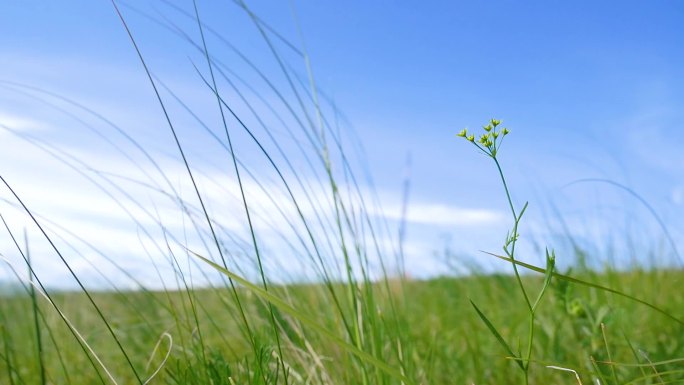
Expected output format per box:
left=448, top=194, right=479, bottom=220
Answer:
left=2, top=269, right=684, bottom=384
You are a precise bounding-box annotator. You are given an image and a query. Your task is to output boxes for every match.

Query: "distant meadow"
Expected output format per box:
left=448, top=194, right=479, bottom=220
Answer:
left=1, top=1, right=683, bottom=384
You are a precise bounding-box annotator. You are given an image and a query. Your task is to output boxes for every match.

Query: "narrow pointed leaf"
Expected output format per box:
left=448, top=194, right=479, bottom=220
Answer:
left=483, top=251, right=684, bottom=326
left=469, top=299, right=524, bottom=370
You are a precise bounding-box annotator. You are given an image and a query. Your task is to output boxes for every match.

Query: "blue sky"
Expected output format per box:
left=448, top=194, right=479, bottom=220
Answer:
left=1, top=1, right=683, bottom=289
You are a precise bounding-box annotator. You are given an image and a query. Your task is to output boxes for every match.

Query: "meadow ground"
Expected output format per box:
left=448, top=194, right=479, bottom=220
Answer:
left=2, top=266, right=683, bottom=384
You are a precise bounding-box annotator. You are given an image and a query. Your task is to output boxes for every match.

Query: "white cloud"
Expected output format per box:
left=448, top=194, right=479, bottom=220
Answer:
left=0, top=101, right=511, bottom=290
left=373, top=201, right=503, bottom=227
left=0, top=112, right=46, bottom=133
left=405, top=203, right=502, bottom=226
left=0, top=47, right=509, bottom=288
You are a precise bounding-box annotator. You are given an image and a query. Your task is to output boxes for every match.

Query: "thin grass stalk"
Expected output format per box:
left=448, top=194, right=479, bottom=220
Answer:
left=188, top=72, right=354, bottom=337
left=109, top=1, right=258, bottom=364
left=0, top=307, right=19, bottom=385
left=191, top=3, right=292, bottom=381
left=0, top=179, right=141, bottom=384
left=0, top=217, right=74, bottom=384
left=25, top=231, right=46, bottom=385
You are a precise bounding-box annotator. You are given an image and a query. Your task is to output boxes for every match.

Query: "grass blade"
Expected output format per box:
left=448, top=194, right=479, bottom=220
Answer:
left=193, top=251, right=415, bottom=385
left=469, top=299, right=523, bottom=370
left=484, top=252, right=684, bottom=326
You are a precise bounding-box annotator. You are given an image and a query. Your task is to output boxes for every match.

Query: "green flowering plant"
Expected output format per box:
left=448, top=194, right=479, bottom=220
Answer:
left=458, top=119, right=556, bottom=385
left=457, top=118, right=509, bottom=157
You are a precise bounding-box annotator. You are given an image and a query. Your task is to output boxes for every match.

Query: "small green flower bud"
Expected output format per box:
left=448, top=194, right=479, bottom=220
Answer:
left=483, top=124, right=493, bottom=132
left=457, top=128, right=467, bottom=137
left=467, top=135, right=475, bottom=142
left=491, top=119, right=501, bottom=127
left=492, top=132, right=499, bottom=138
left=502, top=128, right=510, bottom=135
left=568, top=298, right=586, bottom=318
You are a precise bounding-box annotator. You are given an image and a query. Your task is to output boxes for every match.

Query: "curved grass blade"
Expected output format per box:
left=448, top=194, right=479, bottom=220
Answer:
left=469, top=299, right=523, bottom=370
left=623, top=369, right=684, bottom=385
left=483, top=251, right=684, bottom=326
left=565, top=178, right=681, bottom=264
left=595, top=357, right=684, bottom=368
left=192, top=252, right=415, bottom=385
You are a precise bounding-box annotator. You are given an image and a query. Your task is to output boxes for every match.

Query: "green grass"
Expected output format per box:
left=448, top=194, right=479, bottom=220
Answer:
left=1, top=268, right=684, bottom=384
left=1, top=2, right=683, bottom=384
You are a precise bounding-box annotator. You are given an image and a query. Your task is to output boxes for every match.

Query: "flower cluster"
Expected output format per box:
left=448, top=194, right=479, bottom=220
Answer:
left=457, top=118, right=510, bottom=157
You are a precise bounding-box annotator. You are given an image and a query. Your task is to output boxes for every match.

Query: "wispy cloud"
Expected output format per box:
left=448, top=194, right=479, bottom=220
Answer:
left=375, top=201, right=503, bottom=227
left=406, top=203, right=502, bottom=226
left=0, top=112, right=46, bottom=133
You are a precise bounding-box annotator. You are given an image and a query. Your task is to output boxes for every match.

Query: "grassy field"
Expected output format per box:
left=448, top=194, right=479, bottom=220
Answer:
left=2, top=2, right=684, bottom=385
left=2, top=267, right=683, bottom=384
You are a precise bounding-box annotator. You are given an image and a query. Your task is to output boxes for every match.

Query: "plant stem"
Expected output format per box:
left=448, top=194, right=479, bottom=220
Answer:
left=492, top=155, right=535, bottom=385
left=492, top=156, right=531, bottom=309
left=525, top=309, right=536, bottom=372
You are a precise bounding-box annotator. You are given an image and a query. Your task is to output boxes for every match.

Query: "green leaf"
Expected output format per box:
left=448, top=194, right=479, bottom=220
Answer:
left=469, top=299, right=524, bottom=370
left=532, top=249, right=556, bottom=311
left=483, top=251, right=684, bottom=327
